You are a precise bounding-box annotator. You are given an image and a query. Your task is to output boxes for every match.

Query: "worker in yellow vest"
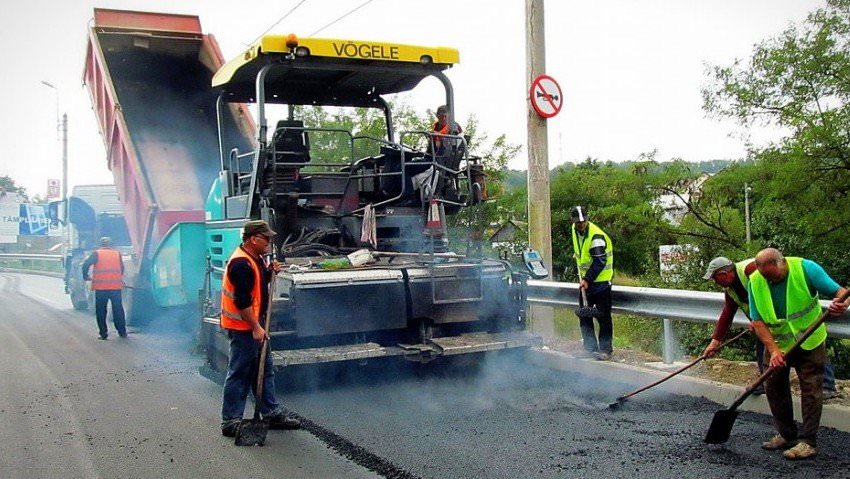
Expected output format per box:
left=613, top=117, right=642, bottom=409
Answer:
left=703, top=256, right=840, bottom=398
left=748, top=247, right=848, bottom=460
left=220, top=220, right=300, bottom=438
left=570, top=206, right=614, bottom=360
left=82, top=236, right=126, bottom=340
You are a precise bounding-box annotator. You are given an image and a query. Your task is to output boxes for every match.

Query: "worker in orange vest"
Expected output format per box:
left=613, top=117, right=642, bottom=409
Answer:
left=220, top=220, right=300, bottom=438
left=431, top=104, right=462, bottom=156
left=82, top=236, right=127, bottom=340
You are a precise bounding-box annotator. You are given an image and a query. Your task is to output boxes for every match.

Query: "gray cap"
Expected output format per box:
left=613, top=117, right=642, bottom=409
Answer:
left=99, top=236, right=112, bottom=246
left=703, top=256, right=734, bottom=280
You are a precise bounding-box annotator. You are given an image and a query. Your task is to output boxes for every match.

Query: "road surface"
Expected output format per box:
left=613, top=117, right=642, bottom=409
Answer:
left=4, top=272, right=850, bottom=478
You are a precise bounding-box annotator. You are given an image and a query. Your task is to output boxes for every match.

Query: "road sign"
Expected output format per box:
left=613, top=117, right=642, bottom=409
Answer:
left=529, top=74, right=563, bottom=119
left=47, top=179, right=60, bottom=199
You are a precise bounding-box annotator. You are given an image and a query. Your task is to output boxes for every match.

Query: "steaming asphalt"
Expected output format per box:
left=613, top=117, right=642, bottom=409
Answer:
left=5, top=273, right=850, bottom=478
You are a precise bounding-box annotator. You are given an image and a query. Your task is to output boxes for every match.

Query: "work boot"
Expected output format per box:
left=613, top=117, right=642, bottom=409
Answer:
left=761, top=434, right=795, bottom=450
left=751, top=384, right=765, bottom=396
left=823, top=389, right=841, bottom=400
left=593, top=351, right=612, bottom=361
left=266, top=413, right=301, bottom=430
left=221, top=419, right=240, bottom=438
left=783, top=442, right=817, bottom=460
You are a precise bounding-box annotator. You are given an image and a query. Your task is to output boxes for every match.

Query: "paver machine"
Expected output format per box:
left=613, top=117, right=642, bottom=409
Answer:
left=191, top=34, right=542, bottom=374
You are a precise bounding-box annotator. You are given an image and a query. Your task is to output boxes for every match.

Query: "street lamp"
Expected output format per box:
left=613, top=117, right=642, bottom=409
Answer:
left=40, top=81, right=68, bottom=210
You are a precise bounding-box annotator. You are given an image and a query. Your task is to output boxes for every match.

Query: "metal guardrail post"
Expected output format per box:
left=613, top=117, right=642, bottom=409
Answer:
left=662, top=318, right=674, bottom=364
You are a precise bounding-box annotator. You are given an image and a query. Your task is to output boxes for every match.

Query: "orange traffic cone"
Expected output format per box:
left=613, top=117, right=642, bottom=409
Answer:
left=424, top=198, right=444, bottom=237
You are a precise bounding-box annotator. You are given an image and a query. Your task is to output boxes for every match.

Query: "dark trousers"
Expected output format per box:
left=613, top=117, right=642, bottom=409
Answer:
left=221, top=330, right=281, bottom=424
left=95, top=289, right=126, bottom=338
left=763, top=343, right=825, bottom=446
left=579, top=284, right=613, bottom=354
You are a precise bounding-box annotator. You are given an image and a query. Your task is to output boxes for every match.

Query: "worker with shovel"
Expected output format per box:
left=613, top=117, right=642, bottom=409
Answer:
left=570, top=206, right=614, bottom=360
left=747, top=248, right=848, bottom=460
left=220, top=220, right=300, bottom=439
left=703, top=256, right=840, bottom=398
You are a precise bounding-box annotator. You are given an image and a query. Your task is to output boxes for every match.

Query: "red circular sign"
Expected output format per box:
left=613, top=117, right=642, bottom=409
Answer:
left=529, top=74, right=563, bottom=119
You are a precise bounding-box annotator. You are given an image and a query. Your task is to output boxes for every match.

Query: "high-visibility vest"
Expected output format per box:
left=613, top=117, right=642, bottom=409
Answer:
left=220, top=246, right=263, bottom=332
left=91, top=248, right=123, bottom=290
left=750, top=257, right=825, bottom=352
left=571, top=221, right=614, bottom=283
left=724, top=259, right=753, bottom=317
left=432, top=121, right=460, bottom=152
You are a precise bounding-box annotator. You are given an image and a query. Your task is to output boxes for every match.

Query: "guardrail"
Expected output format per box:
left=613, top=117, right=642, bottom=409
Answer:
left=0, top=253, right=63, bottom=261
left=526, top=280, right=850, bottom=362
left=0, top=253, right=64, bottom=276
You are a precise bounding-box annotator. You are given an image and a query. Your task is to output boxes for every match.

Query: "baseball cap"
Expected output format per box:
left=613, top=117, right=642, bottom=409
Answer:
left=570, top=206, right=588, bottom=223
left=703, top=256, right=734, bottom=280
left=99, top=236, right=112, bottom=246
left=243, top=220, right=277, bottom=237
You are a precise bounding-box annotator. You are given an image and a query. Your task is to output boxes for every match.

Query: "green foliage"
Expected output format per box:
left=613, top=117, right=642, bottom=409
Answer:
left=700, top=0, right=850, bottom=282
left=0, top=175, right=25, bottom=198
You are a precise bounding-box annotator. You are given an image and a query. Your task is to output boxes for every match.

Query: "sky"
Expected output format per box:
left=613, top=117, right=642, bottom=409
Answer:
left=0, top=0, right=825, bottom=199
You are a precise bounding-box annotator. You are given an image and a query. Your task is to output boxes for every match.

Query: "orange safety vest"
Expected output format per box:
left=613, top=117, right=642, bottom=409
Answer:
left=432, top=121, right=460, bottom=152
left=220, top=246, right=263, bottom=331
left=91, top=248, right=123, bottom=290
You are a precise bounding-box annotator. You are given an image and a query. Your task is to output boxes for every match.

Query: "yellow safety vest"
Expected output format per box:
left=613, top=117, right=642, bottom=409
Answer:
left=724, top=259, right=752, bottom=317
left=749, top=257, right=825, bottom=352
left=571, top=221, right=613, bottom=283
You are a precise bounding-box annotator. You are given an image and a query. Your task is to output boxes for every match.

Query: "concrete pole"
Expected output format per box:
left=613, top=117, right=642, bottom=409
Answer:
left=61, top=113, right=68, bottom=211
left=525, top=0, right=553, bottom=279
left=744, top=182, right=751, bottom=244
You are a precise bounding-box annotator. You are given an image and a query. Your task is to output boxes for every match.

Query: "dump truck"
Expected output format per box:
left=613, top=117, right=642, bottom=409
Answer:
left=83, top=8, right=540, bottom=374
left=60, top=184, right=131, bottom=311
left=83, top=8, right=241, bottom=324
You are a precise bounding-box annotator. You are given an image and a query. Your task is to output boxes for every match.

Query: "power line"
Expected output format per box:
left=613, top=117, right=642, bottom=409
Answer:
left=246, top=0, right=310, bottom=46
left=309, top=0, right=375, bottom=37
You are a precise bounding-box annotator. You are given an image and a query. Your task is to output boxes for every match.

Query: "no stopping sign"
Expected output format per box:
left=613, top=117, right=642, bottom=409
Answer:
left=529, top=74, right=563, bottom=119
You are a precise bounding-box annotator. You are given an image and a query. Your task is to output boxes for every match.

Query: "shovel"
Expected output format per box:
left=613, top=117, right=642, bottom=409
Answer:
left=704, top=288, right=850, bottom=444
left=235, top=266, right=277, bottom=446
left=575, top=287, right=597, bottom=320
left=609, top=328, right=749, bottom=410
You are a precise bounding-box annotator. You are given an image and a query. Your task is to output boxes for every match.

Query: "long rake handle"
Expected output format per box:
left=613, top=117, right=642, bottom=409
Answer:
left=253, top=264, right=277, bottom=417
left=617, top=328, right=749, bottom=402
left=726, top=287, right=850, bottom=412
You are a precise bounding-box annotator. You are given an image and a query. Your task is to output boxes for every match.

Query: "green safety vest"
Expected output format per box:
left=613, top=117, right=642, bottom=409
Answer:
left=724, top=260, right=752, bottom=317
left=571, top=221, right=614, bottom=283
left=749, top=257, right=825, bottom=352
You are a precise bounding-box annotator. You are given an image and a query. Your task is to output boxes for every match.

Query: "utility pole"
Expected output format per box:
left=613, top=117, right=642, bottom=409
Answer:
left=525, top=0, right=553, bottom=279
left=744, top=183, right=751, bottom=244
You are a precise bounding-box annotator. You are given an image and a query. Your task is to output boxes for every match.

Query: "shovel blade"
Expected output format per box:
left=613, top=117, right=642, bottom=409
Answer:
left=234, top=419, right=268, bottom=446
left=704, top=409, right=739, bottom=444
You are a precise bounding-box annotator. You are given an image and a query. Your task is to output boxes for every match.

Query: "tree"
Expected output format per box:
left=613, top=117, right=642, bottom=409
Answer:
left=0, top=175, right=27, bottom=201
left=701, top=0, right=850, bottom=280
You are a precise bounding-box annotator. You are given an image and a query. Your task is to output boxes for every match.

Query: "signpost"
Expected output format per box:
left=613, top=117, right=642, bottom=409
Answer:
left=529, top=74, right=563, bottom=119
left=47, top=179, right=60, bottom=200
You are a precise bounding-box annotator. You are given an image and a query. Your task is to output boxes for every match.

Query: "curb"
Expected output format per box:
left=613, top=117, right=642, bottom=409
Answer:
left=526, top=347, right=850, bottom=433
